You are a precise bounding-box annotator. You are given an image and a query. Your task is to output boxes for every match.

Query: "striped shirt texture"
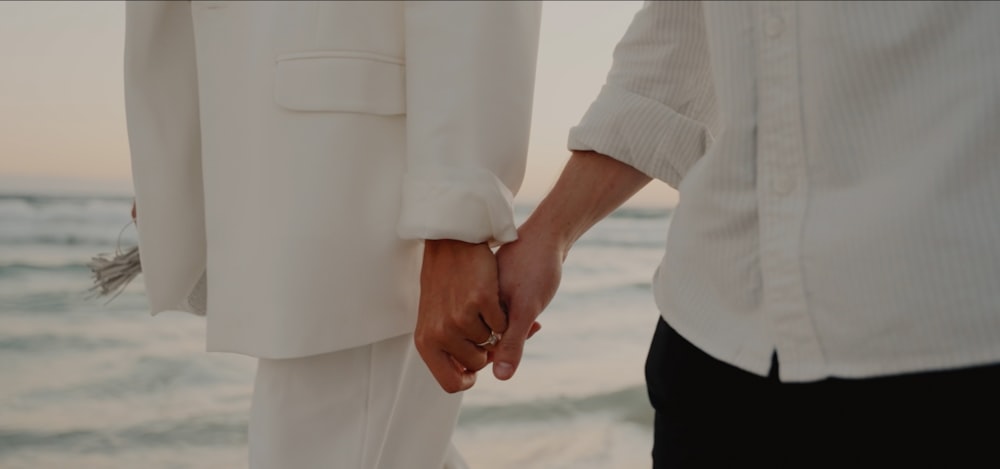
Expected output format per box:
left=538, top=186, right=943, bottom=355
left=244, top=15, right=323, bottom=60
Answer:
left=569, top=1, right=1000, bottom=381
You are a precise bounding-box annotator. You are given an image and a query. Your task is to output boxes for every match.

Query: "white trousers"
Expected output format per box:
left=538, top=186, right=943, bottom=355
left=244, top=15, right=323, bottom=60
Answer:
left=248, top=333, right=467, bottom=469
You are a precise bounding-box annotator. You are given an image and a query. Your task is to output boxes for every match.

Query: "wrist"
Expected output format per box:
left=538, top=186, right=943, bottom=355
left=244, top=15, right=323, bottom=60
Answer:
left=423, top=238, right=487, bottom=257
left=517, top=213, right=575, bottom=262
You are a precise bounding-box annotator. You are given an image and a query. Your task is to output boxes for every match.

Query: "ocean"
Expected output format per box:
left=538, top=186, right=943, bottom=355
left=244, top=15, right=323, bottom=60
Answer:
left=0, top=192, right=672, bottom=469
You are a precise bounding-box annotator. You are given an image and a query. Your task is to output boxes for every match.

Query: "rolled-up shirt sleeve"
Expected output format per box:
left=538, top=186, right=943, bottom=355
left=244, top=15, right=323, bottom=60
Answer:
left=397, top=1, right=542, bottom=245
left=568, top=0, right=717, bottom=189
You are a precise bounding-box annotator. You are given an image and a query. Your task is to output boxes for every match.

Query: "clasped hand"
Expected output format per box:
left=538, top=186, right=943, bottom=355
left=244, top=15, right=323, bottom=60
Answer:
left=414, top=236, right=561, bottom=393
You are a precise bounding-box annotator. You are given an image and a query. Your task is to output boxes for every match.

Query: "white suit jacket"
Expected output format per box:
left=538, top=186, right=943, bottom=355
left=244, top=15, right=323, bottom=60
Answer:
left=124, top=1, right=540, bottom=359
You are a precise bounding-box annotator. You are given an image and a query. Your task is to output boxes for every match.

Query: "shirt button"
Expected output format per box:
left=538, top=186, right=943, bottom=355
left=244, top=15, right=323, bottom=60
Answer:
left=765, top=15, right=785, bottom=38
left=772, top=174, right=795, bottom=195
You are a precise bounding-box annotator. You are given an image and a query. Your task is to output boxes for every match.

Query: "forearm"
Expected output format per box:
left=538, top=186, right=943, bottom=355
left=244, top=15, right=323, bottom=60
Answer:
left=520, top=151, right=651, bottom=259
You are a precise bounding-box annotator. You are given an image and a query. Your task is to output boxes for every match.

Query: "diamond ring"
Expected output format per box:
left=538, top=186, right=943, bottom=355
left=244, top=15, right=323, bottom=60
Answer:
left=476, top=330, right=501, bottom=348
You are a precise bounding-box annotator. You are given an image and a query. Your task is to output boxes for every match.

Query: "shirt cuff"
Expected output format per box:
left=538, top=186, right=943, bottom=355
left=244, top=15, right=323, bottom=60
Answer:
left=568, top=84, right=714, bottom=189
left=397, top=167, right=518, bottom=246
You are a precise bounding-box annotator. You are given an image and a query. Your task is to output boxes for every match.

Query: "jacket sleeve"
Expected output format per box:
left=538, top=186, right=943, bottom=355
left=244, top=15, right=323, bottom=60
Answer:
left=568, top=1, right=717, bottom=189
left=397, top=1, right=542, bottom=245
left=124, top=1, right=207, bottom=315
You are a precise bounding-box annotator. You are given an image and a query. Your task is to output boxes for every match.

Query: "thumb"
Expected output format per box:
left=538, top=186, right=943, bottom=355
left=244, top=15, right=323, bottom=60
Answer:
left=493, top=306, right=536, bottom=381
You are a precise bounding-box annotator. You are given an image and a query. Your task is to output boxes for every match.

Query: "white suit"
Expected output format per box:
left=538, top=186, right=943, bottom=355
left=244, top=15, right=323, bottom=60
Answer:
left=124, top=1, right=540, bottom=467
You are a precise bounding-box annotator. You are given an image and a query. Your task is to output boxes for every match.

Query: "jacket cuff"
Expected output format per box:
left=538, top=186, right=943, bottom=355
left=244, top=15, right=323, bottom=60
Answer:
left=568, top=84, right=714, bottom=189
left=397, top=167, right=518, bottom=245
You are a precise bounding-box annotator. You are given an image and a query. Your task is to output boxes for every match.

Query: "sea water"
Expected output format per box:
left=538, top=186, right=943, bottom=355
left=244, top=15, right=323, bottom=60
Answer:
left=0, top=192, right=671, bottom=469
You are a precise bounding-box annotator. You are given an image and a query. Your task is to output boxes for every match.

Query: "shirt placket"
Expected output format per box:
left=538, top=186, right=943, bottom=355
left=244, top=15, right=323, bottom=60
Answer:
left=753, top=1, right=824, bottom=379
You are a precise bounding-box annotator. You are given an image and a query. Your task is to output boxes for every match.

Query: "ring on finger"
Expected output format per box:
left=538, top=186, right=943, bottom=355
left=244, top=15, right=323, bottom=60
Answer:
left=475, top=330, right=501, bottom=348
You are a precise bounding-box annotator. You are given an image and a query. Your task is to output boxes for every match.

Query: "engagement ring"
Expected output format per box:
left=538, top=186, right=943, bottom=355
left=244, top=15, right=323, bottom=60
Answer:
left=476, top=331, right=501, bottom=347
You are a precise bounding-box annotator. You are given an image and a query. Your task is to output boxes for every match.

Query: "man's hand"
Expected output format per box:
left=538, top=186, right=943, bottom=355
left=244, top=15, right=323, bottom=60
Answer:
left=490, top=151, right=653, bottom=381
left=415, top=239, right=507, bottom=393
left=492, top=230, right=564, bottom=381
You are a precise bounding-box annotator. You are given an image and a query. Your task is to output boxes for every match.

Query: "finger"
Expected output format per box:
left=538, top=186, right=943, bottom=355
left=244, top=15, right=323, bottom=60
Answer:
left=419, top=347, right=477, bottom=394
left=453, top=310, right=495, bottom=348
left=449, top=338, right=491, bottom=373
left=472, top=324, right=498, bottom=348
left=527, top=321, right=542, bottom=340
left=492, top=304, right=536, bottom=381
left=478, top=294, right=508, bottom=335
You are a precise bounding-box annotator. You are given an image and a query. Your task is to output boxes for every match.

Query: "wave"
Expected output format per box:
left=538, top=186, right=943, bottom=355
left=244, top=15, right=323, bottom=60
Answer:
left=4, top=196, right=667, bottom=222
left=1, top=386, right=652, bottom=455
left=0, top=195, right=133, bottom=224
left=608, top=207, right=672, bottom=220
left=559, top=280, right=653, bottom=298
left=0, top=194, right=135, bottom=248
left=2, top=197, right=668, bottom=249
left=573, top=237, right=666, bottom=250
left=0, top=334, right=135, bottom=353
left=515, top=204, right=671, bottom=221
left=459, top=385, right=653, bottom=428
left=0, top=291, right=89, bottom=314
left=0, top=413, right=247, bottom=456
left=0, top=262, right=92, bottom=274
left=0, top=235, right=133, bottom=247
left=0, top=193, right=132, bottom=206
left=27, top=356, right=234, bottom=402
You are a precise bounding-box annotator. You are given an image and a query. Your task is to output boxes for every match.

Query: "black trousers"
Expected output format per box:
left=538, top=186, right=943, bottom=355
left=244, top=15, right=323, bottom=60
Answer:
left=645, top=318, right=1000, bottom=468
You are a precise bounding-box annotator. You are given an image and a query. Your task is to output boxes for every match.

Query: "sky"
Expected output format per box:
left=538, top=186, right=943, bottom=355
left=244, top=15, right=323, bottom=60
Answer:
left=0, top=1, right=678, bottom=206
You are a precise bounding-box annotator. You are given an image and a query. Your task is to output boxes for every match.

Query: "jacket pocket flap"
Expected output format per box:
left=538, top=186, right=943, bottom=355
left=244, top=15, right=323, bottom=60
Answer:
left=274, top=52, right=405, bottom=115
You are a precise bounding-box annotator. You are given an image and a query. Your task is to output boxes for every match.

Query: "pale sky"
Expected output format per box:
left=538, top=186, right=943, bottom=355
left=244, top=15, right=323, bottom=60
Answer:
left=0, top=1, right=677, bottom=206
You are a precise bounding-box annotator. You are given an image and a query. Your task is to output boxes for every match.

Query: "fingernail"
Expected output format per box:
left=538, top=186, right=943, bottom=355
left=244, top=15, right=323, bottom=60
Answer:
left=494, top=362, right=514, bottom=380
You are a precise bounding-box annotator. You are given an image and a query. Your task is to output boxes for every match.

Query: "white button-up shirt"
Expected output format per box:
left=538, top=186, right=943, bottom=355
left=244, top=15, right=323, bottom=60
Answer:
left=569, top=1, right=1000, bottom=381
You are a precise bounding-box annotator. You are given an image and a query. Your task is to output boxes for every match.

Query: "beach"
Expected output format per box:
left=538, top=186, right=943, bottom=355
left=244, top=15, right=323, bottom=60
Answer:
left=0, top=192, right=670, bottom=468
